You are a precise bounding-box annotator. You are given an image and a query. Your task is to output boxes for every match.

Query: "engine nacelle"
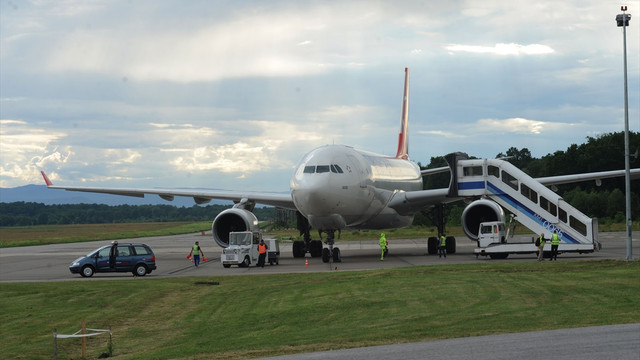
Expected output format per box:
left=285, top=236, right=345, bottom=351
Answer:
left=211, top=208, right=259, bottom=247
left=461, top=199, right=505, bottom=240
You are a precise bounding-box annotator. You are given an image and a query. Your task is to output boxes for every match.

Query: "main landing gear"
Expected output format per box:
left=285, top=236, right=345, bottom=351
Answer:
left=293, top=212, right=341, bottom=263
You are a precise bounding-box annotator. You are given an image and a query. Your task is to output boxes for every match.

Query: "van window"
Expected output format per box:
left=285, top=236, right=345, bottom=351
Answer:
left=134, top=246, right=151, bottom=256
left=116, top=246, right=131, bottom=256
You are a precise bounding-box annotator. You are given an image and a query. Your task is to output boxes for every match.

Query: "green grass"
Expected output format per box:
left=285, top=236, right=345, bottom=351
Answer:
left=0, top=222, right=212, bottom=248
left=1, top=260, right=638, bottom=359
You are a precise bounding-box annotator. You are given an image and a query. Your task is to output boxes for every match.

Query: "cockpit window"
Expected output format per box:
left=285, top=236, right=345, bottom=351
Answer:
left=303, top=164, right=344, bottom=174
left=316, top=165, right=330, bottom=173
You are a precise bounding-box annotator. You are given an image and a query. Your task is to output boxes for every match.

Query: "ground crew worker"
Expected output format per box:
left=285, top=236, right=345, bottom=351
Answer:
left=189, top=241, right=205, bottom=267
left=439, top=233, right=447, bottom=258
left=537, top=233, right=546, bottom=261
left=379, top=233, right=387, bottom=261
left=550, top=230, right=560, bottom=261
left=109, top=241, right=118, bottom=269
left=257, top=239, right=268, bottom=267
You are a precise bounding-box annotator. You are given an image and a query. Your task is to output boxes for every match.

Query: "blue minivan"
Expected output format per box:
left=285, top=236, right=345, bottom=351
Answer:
left=70, top=243, right=157, bottom=277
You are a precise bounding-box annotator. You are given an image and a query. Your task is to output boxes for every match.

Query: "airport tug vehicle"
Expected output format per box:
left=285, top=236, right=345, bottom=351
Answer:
left=221, top=231, right=280, bottom=268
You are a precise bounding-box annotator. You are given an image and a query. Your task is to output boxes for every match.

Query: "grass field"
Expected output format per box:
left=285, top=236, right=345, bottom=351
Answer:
left=0, top=222, right=212, bottom=247
left=1, top=260, right=638, bottom=359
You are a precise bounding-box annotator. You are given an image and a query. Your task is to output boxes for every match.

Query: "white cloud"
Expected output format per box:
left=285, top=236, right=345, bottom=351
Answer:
left=475, top=118, right=574, bottom=134
left=0, top=120, right=70, bottom=186
left=445, top=43, right=554, bottom=56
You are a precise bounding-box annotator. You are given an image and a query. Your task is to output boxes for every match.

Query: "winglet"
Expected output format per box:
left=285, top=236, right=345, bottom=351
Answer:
left=395, top=67, right=410, bottom=160
left=41, top=171, right=53, bottom=186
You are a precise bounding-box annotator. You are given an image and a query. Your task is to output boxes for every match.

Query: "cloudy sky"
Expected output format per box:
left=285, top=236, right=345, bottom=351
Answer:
left=1, top=0, right=638, bottom=194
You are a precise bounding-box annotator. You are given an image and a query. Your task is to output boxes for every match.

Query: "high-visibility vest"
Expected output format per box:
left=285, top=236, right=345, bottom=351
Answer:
left=192, top=245, right=200, bottom=255
left=258, top=244, right=267, bottom=254
left=551, top=233, right=560, bottom=245
left=539, top=235, right=546, bottom=247
left=440, top=236, right=446, bottom=247
left=379, top=236, right=387, bottom=248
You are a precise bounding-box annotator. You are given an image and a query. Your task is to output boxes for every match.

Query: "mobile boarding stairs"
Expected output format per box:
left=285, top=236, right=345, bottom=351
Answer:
left=446, top=153, right=600, bottom=257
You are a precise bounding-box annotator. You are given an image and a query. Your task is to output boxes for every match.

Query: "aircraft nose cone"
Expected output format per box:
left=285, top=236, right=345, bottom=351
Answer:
left=292, top=180, right=335, bottom=216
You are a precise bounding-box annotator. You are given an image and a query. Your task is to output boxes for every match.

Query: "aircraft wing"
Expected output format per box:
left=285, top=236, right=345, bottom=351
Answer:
left=387, top=188, right=452, bottom=216
left=535, top=168, right=640, bottom=186
left=40, top=171, right=296, bottom=209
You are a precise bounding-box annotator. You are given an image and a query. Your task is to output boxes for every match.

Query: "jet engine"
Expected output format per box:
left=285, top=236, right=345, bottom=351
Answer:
left=461, top=199, right=505, bottom=240
left=211, top=208, right=259, bottom=247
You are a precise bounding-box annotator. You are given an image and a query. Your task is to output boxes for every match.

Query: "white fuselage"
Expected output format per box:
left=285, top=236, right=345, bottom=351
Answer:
left=290, top=145, right=422, bottom=231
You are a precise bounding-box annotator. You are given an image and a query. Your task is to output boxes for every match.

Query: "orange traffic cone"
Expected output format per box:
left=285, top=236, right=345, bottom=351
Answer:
left=305, top=258, right=309, bottom=267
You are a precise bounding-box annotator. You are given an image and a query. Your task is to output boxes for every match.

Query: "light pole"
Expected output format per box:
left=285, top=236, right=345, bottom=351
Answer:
left=616, top=6, right=632, bottom=260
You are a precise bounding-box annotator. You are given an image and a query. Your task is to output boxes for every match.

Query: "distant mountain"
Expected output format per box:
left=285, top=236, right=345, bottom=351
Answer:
left=0, top=184, right=224, bottom=207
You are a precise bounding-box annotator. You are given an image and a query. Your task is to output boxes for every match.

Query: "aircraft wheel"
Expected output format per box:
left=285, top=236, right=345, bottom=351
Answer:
left=310, top=240, right=323, bottom=257
left=332, top=248, right=342, bottom=263
left=427, top=237, right=438, bottom=255
left=322, top=248, right=331, bottom=263
left=446, top=236, right=456, bottom=254
left=293, top=241, right=306, bottom=258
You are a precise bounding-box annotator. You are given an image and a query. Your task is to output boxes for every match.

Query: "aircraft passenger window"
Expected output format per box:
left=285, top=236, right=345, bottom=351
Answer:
left=488, top=166, right=500, bottom=178
left=540, top=196, right=557, bottom=216
left=316, top=165, right=330, bottom=173
left=559, top=208, right=567, bottom=223
left=570, top=216, right=587, bottom=236
left=501, top=171, right=518, bottom=191
left=521, top=184, right=538, bottom=203
left=303, top=166, right=315, bottom=174
left=331, top=165, right=344, bottom=173
left=463, top=166, right=483, bottom=176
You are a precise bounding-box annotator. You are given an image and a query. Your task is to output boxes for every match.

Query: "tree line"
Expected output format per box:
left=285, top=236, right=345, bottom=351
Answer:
left=0, top=203, right=277, bottom=227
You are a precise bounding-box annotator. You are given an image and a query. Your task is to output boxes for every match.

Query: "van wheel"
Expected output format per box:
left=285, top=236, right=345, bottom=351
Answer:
left=134, top=264, right=147, bottom=276
left=81, top=265, right=94, bottom=278
left=223, top=264, right=231, bottom=268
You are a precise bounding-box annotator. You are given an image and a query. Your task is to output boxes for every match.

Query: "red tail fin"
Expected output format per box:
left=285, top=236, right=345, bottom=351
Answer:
left=395, top=68, right=410, bottom=160
left=41, top=171, right=53, bottom=186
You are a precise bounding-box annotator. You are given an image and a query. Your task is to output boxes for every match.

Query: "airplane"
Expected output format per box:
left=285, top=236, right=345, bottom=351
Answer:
left=41, top=68, right=640, bottom=262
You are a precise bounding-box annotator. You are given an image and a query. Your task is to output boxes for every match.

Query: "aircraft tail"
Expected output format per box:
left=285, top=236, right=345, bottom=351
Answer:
left=395, top=68, right=409, bottom=160
left=41, top=171, right=53, bottom=186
